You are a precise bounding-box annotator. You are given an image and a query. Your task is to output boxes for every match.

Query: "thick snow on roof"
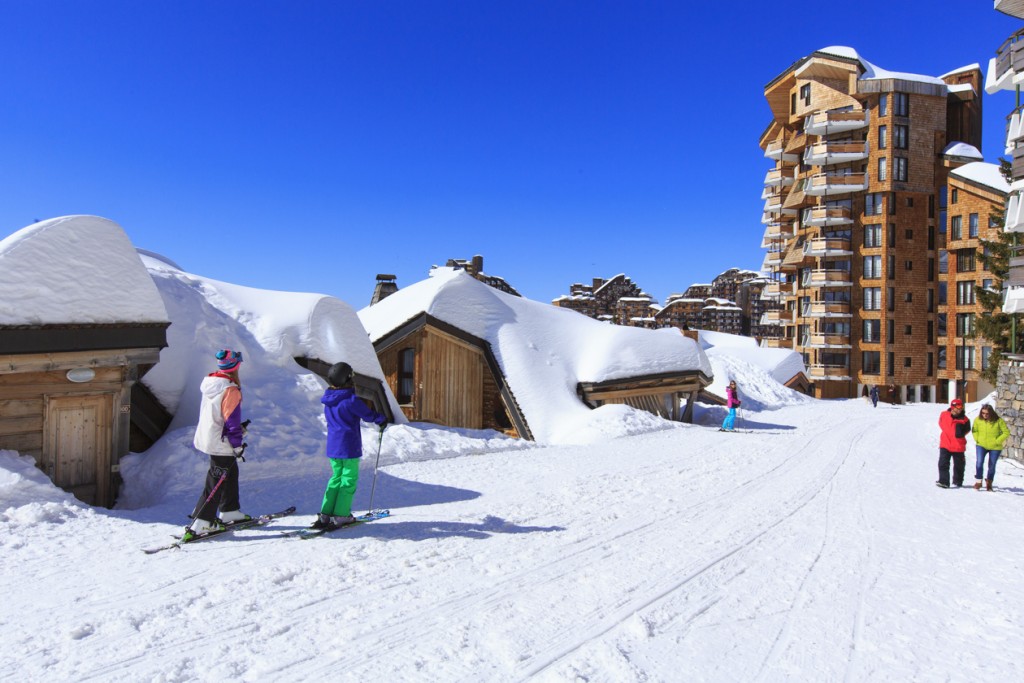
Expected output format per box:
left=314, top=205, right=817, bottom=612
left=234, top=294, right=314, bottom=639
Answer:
left=939, top=63, right=981, bottom=79
left=359, top=269, right=713, bottom=443
left=699, top=330, right=807, bottom=396
left=950, top=161, right=1010, bottom=193
left=816, top=46, right=946, bottom=86
left=943, top=142, right=984, bottom=160
left=139, top=254, right=402, bottom=422
left=0, top=216, right=168, bottom=325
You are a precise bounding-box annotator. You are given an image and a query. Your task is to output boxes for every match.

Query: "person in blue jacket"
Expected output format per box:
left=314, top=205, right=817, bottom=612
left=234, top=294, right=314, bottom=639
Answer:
left=311, top=362, right=387, bottom=530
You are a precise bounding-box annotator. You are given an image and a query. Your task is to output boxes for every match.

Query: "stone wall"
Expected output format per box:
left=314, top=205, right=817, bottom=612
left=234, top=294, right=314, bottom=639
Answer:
left=995, top=359, right=1024, bottom=465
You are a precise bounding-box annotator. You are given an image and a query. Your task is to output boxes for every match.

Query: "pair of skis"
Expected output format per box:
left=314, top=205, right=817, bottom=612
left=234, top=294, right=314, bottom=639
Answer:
left=142, top=507, right=389, bottom=553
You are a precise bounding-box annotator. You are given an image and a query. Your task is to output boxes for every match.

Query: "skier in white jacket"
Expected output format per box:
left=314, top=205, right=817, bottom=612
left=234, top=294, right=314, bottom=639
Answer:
left=185, top=349, right=249, bottom=540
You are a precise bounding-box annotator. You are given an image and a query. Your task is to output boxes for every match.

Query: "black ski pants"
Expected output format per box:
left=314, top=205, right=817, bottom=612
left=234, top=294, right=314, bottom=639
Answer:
left=191, top=454, right=240, bottom=521
left=937, top=448, right=966, bottom=488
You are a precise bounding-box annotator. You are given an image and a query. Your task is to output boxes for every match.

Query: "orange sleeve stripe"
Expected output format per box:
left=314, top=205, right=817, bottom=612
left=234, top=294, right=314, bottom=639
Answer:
left=221, top=387, right=242, bottom=422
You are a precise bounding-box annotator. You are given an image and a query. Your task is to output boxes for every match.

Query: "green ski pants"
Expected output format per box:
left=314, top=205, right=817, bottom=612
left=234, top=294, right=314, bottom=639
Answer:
left=320, top=457, right=360, bottom=517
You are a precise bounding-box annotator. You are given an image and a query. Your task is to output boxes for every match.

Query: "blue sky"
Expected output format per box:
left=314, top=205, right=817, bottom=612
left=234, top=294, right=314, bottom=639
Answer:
left=1, top=1, right=1020, bottom=307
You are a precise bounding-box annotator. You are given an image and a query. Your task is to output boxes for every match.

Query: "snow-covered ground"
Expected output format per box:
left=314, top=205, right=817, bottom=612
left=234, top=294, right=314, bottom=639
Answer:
left=3, top=396, right=1023, bottom=682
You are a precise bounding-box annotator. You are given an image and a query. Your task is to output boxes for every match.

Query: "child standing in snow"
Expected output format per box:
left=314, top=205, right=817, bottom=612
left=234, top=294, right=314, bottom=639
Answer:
left=721, top=381, right=741, bottom=432
left=311, top=362, right=388, bottom=530
left=936, top=398, right=970, bottom=489
left=971, top=403, right=1009, bottom=491
left=186, top=349, right=250, bottom=540
left=870, top=385, right=879, bottom=408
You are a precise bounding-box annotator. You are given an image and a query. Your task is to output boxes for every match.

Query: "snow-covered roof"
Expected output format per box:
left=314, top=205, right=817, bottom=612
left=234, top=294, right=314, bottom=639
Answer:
left=139, top=254, right=401, bottom=421
left=949, top=161, right=1010, bottom=194
left=358, top=269, right=713, bottom=443
left=0, top=215, right=168, bottom=326
left=943, top=142, right=984, bottom=160
left=939, top=64, right=981, bottom=79
left=698, top=330, right=807, bottom=390
left=815, top=46, right=947, bottom=86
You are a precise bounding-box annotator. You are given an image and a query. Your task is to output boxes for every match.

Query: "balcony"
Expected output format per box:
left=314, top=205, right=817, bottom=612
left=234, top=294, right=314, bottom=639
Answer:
left=807, top=364, right=852, bottom=380
left=1005, top=191, right=1024, bottom=233
left=803, top=109, right=870, bottom=136
left=761, top=222, right=795, bottom=246
left=760, top=337, right=794, bottom=349
left=760, top=309, right=794, bottom=326
left=802, top=269, right=852, bottom=288
left=802, top=334, right=852, bottom=349
left=803, top=141, right=869, bottom=166
left=803, top=237, right=852, bottom=257
left=761, top=281, right=792, bottom=300
left=765, top=140, right=799, bottom=162
left=801, top=301, right=852, bottom=318
left=805, top=172, right=869, bottom=196
left=803, top=206, right=853, bottom=227
left=991, top=27, right=1024, bottom=90
left=764, top=167, right=796, bottom=188
left=1007, top=109, right=1024, bottom=155
left=763, top=250, right=784, bottom=267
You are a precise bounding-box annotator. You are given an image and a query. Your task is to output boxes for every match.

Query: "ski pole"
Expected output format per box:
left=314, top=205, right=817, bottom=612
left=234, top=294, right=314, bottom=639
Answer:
left=192, top=468, right=228, bottom=519
left=366, top=425, right=386, bottom=514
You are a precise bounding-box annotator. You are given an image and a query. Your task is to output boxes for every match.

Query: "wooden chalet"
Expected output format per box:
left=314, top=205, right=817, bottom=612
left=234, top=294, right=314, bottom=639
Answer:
left=369, top=313, right=531, bottom=439
left=0, top=323, right=169, bottom=507
left=294, top=356, right=398, bottom=423
left=577, top=370, right=710, bottom=423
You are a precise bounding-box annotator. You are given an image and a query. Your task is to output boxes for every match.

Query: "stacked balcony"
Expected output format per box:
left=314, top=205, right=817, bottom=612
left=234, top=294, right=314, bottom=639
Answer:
left=765, top=140, right=799, bottom=163
left=802, top=333, right=852, bottom=349
left=764, top=167, right=795, bottom=188
left=805, top=172, right=869, bottom=196
left=760, top=338, right=794, bottom=350
left=761, top=281, right=792, bottom=300
left=803, top=141, right=869, bottom=166
left=801, top=301, right=852, bottom=318
left=802, top=269, right=852, bottom=288
left=806, top=364, right=851, bottom=381
left=759, top=309, right=794, bottom=326
left=803, top=237, right=852, bottom=257
left=803, top=109, right=870, bottom=136
left=761, top=222, right=795, bottom=247
left=803, top=206, right=853, bottom=227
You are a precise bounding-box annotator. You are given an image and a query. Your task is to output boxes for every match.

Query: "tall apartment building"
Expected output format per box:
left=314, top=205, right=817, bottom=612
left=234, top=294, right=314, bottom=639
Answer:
left=759, top=46, right=983, bottom=400
left=990, top=2, right=1024, bottom=328
left=552, top=274, right=653, bottom=324
left=939, top=163, right=1008, bottom=401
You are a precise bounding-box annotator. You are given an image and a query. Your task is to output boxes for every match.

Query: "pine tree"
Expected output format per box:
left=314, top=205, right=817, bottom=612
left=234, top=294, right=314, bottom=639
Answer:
left=976, top=159, right=1024, bottom=383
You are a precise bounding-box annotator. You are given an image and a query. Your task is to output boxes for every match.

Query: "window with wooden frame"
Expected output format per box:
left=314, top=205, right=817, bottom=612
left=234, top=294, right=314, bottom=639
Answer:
left=397, top=348, right=415, bottom=404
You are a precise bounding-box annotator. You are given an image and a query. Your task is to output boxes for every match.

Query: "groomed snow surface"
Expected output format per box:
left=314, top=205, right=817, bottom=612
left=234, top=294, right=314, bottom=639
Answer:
left=3, top=395, right=1023, bottom=682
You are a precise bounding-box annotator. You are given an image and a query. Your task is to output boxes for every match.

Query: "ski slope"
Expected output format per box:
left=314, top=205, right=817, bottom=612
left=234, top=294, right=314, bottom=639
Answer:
left=3, top=398, right=1023, bottom=681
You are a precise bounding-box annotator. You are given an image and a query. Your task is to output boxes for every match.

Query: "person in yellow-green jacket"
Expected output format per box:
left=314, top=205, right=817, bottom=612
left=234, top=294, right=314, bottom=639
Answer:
left=971, top=403, right=1010, bottom=491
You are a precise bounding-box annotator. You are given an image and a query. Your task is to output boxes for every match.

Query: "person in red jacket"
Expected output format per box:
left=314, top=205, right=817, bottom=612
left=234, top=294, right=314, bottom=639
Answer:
left=937, top=398, right=971, bottom=489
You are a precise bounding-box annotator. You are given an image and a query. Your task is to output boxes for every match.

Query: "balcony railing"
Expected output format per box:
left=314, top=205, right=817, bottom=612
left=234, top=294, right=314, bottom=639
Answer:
left=805, top=172, right=869, bottom=196
left=803, top=109, right=869, bottom=136
left=763, top=251, right=784, bottom=266
left=803, top=237, right=853, bottom=257
left=994, top=27, right=1024, bottom=82
left=765, top=140, right=799, bottom=162
left=1005, top=192, right=1024, bottom=233
left=803, top=141, right=870, bottom=166
left=801, top=301, right=852, bottom=318
left=802, top=269, right=852, bottom=288
left=762, top=222, right=795, bottom=244
left=803, top=206, right=853, bottom=226
left=760, top=337, right=794, bottom=349
left=760, top=309, right=794, bottom=325
left=807, top=364, right=851, bottom=380
left=801, top=333, right=852, bottom=349
left=761, top=281, right=792, bottom=300
left=764, top=167, right=796, bottom=187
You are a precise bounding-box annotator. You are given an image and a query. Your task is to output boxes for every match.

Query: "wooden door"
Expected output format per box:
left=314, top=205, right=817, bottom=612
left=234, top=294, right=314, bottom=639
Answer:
left=43, top=394, right=113, bottom=506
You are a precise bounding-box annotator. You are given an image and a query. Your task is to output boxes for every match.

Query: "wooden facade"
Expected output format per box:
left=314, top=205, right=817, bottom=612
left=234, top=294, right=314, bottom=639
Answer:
left=293, top=357, right=397, bottom=423
left=0, top=328, right=166, bottom=507
left=371, top=314, right=530, bottom=439
left=577, top=371, right=711, bottom=424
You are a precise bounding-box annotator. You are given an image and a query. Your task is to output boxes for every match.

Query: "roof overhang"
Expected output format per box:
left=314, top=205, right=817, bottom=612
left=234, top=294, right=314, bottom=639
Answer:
left=0, top=322, right=169, bottom=355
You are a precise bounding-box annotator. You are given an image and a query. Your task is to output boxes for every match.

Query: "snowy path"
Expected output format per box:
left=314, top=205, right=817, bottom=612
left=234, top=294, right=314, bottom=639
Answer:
left=3, top=399, right=1024, bottom=681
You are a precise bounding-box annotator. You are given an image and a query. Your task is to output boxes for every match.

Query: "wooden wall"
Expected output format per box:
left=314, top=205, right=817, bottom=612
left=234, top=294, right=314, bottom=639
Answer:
left=0, top=348, right=158, bottom=507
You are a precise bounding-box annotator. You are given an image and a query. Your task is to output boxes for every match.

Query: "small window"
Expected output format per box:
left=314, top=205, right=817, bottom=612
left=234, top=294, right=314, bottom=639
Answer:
left=878, top=125, right=888, bottom=150
left=894, top=157, right=908, bottom=182
left=800, top=83, right=811, bottom=106
left=951, top=188, right=959, bottom=204
left=905, top=260, right=913, bottom=271
left=905, top=229, right=913, bottom=239
left=894, top=93, right=909, bottom=117
left=904, top=357, right=912, bottom=368
left=904, top=292, right=913, bottom=302
left=895, top=124, right=909, bottom=149
left=905, top=325, right=912, bottom=335
left=397, top=348, right=415, bottom=404
left=879, top=94, right=888, bottom=116
left=906, top=197, right=914, bottom=208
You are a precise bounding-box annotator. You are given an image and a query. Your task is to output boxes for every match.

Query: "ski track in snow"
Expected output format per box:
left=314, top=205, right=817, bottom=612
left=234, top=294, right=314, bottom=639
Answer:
left=3, top=400, right=1024, bottom=682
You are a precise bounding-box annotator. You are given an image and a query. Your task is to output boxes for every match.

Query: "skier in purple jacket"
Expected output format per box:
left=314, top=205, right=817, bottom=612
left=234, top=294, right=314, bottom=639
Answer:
left=721, top=380, right=741, bottom=432
left=311, top=362, right=387, bottom=530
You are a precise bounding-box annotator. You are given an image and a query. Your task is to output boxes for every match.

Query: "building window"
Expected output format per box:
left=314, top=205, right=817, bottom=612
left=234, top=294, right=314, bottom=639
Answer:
left=800, top=83, right=811, bottom=106
left=864, top=287, right=882, bottom=310
left=894, top=157, right=908, bottom=182
left=894, top=124, right=909, bottom=149
left=878, top=157, right=888, bottom=181
left=887, top=287, right=895, bottom=312
left=905, top=292, right=913, bottom=302
left=905, top=325, right=913, bottom=335
left=904, top=357, right=912, bottom=368
left=397, top=348, right=415, bottom=404
left=956, top=346, right=976, bottom=370
left=938, top=347, right=947, bottom=370
left=888, top=319, right=895, bottom=344
left=982, top=346, right=993, bottom=370
left=938, top=313, right=947, bottom=337
left=956, top=313, right=975, bottom=337
left=905, top=229, right=913, bottom=240
left=957, top=249, right=976, bottom=272
left=894, top=92, right=909, bottom=116
left=927, top=288, right=934, bottom=312
left=791, top=92, right=797, bottom=114
left=864, top=255, right=882, bottom=278
left=928, top=320, right=934, bottom=344
left=864, top=224, right=882, bottom=247
left=879, top=94, right=888, bottom=116
left=928, top=227, right=936, bottom=250
left=863, top=319, right=881, bottom=342
left=865, top=193, right=883, bottom=216
left=888, top=254, right=896, bottom=279
left=956, top=280, right=976, bottom=305
left=927, top=352, right=934, bottom=376
left=905, top=260, right=913, bottom=271
left=878, top=125, right=888, bottom=149
left=969, top=213, right=978, bottom=238
left=951, top=188, right=959, bottom=204
left=863, top=351, right=881, bottom=375
left=888, top=223, right=896, bottom=247
left=887, top=351, right=895, bottom=376
left=950, top=215, right=962, bottom=240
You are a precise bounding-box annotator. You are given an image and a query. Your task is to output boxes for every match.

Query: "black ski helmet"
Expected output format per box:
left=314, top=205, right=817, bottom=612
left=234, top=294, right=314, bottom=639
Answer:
left=327, top=362, right=354, bottom=387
